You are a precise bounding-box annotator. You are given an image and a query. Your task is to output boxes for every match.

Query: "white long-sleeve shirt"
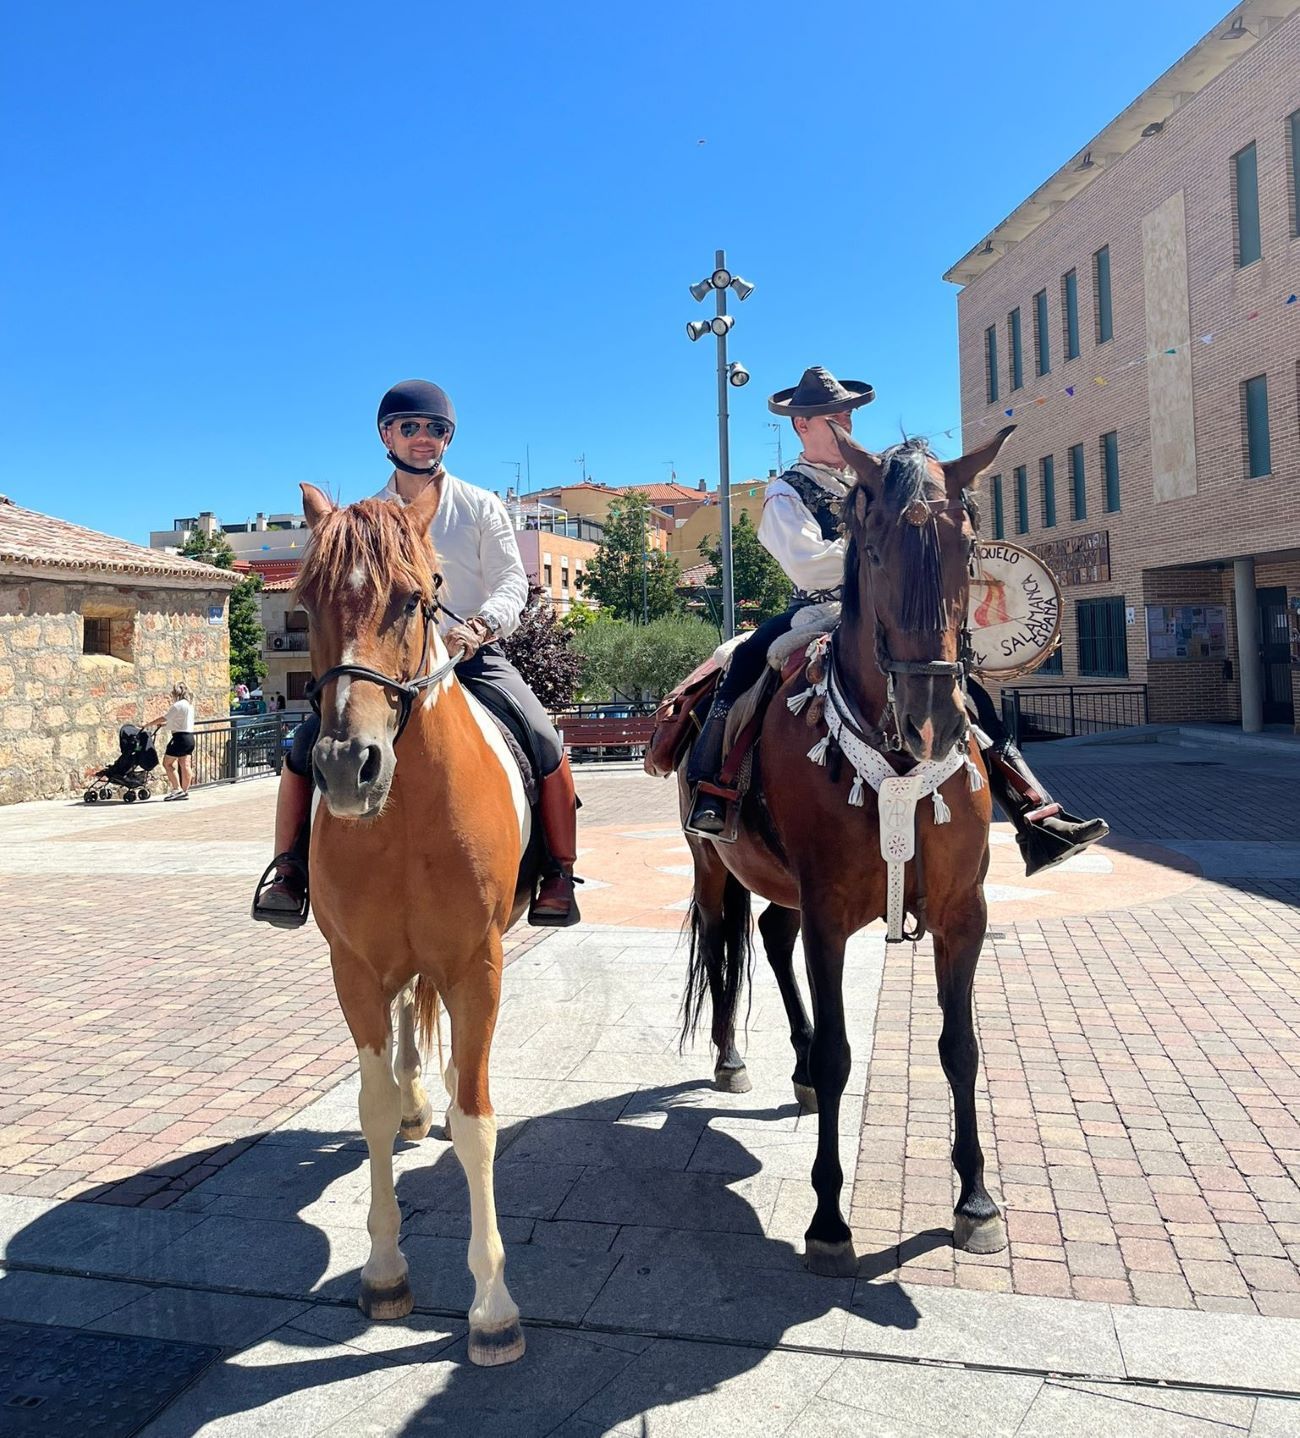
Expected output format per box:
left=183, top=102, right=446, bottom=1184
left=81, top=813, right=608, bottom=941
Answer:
left=376, top=471, right=529, bottom=640
left=756, top=469, right=849, bottom=594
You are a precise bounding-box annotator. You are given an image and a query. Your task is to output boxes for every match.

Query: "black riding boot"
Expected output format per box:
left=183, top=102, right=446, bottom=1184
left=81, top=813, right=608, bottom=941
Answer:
left=251, top=813, right=311, bottom=928
left=684, top=698, right=733, bottom=837
left=982, top=739, right=1109, bottom=877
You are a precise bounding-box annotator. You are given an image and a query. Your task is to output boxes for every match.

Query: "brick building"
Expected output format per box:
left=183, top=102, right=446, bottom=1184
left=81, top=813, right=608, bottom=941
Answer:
left=0, top=497, right=240, bottom=803
left=946, top=1, right=1300, bottom=731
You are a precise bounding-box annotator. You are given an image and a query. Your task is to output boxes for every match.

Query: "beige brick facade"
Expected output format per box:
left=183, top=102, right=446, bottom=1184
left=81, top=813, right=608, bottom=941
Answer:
left=948, top=6, right=1300, bottom=731
left=0, top=499, right=239, bottom=803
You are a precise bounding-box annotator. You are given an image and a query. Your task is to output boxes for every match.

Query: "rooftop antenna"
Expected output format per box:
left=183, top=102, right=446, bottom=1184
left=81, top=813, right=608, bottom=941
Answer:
left=663, top=460, right=677, bottom=482
left=575, top=451, right=588, bottom=483
left=767, top=422, right=784, bottom=473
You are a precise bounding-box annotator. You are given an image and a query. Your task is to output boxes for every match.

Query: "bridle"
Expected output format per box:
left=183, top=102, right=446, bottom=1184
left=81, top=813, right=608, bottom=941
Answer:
left=304, top=585, right=462, bottom=745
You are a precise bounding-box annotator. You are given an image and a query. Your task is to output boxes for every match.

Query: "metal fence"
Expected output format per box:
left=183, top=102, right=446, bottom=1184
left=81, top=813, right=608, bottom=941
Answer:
left=1000, top=685, right=1148, bottom=744
left=190, top=714, right=307, bottom=788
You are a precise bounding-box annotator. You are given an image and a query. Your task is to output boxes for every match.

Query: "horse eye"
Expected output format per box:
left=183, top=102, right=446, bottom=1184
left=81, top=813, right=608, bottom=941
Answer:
left=404, top=593, right=421, bottom=615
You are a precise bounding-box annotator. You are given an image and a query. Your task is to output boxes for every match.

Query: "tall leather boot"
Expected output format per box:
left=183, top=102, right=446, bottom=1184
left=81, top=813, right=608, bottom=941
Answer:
left=530, top=754, right=581, bottom=927
left=982, top=739, right=1109, bottom=877
left=684, top=697, right=733, bottom=837
left=251, top=811, right=312, bottom=928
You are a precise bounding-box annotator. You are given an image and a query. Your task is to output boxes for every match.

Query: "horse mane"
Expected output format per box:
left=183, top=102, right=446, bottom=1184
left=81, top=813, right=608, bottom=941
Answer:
left=293, top=498, right=438, bottom=607
left=840, top=436, right=948, bottom=634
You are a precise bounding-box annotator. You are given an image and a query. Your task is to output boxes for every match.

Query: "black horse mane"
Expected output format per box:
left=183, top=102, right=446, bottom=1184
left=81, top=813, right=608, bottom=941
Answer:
left=841, top=436, right=948, bottom=634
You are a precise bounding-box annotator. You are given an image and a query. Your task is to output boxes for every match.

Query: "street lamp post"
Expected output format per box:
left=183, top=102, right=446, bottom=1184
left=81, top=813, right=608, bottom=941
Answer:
left=686, top=249, right=753, bottom=639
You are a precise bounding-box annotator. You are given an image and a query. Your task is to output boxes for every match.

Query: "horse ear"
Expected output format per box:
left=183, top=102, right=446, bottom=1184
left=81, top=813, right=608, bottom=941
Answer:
left=829, top=421, right=883, bottom=490
left=300, top=483, right=334, bottom=529
left=943, top=425, right=1016, bottom=491
left=406, top=479, right=442, bottom=534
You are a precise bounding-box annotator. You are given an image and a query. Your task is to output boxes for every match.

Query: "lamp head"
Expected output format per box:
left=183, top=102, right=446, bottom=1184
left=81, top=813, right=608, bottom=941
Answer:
left=730, top=276, right=755, bottom=301
left=728, top=361, right=750, bottom=388
left=709, top=314, right=734, bottom=337
left=686, top=320, right=712, bottom=342
left=710, top=267, right=732, bottom=289
left=689, top=278, right=712, bottom=302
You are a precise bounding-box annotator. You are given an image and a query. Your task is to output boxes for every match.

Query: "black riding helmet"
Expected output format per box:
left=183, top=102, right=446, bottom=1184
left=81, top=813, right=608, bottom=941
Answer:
left=377, top=380, right=457, bottom=474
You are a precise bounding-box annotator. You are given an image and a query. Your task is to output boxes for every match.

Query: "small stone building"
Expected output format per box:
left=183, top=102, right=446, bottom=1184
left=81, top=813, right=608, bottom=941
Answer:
left=0, top=496, right=241, bottom=804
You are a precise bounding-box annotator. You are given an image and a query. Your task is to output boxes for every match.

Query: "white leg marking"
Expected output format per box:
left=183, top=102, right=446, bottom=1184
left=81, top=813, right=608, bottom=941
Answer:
left=395, top=983, right=429, bottom=1125
left=448, top=1104, right=519, bottom=1333
left=358, top=1041, right=407, bottom=1291
left=442, top=1058, right=458, bottom=1141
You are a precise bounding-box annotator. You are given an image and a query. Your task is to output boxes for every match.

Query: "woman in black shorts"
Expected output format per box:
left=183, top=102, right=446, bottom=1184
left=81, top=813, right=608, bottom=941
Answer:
left=149, top=683, right=196, bottom=800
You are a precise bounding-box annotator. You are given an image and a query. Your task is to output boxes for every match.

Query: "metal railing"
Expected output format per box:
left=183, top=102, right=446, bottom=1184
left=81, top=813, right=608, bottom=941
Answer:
left=264, top=630, right=310, bottom=653
left=1000, top=685, right=1148, bottom=744
left=190, top=714, right=305, bottom=788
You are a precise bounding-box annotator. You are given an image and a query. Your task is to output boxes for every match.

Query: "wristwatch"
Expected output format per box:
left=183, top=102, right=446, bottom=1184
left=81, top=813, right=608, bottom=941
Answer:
left=467, top=615, right=497, bottom=645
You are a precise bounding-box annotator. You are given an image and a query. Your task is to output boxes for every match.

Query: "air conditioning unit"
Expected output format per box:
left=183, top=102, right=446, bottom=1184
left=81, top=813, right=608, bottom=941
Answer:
left=272, top=636, right=285, bottom=650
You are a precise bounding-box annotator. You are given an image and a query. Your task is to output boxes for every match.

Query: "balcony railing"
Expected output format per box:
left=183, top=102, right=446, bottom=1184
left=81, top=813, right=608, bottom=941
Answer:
left=265, top=630, right=310, bottom=653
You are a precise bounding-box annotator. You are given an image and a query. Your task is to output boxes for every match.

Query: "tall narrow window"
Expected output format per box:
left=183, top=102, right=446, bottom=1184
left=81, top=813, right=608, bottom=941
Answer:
left=991, top=474, right=1005, bottom=540
left=1243, top=374, right=1271, bottom=477
left=1009, top=307, right=1023, bottom=390
left=985, top=325, right=999, bottom=404
left=1101, top=431, right=1120, bottom=512
left=1234, top=141, right=1261, bottom=267
left=1078, top=597, right=1128, bottom=678
left=1093, top=246, right=1113, bottom=343
left=1033, top=289, right=1050, bottom=376
left=1040, top=454, right=1056, bottom=528
left=1290, top=110, right=1300, bottom=237
left=1069, top=443, right=1087, bottom=520
left=1014, top=465, right=1029, bottom=534
left=1062, top=270, right=1080, bottom=360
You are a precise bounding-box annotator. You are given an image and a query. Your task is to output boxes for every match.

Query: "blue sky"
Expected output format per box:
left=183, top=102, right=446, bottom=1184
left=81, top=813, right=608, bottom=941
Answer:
left=2, top=1, right=1230, bottom=543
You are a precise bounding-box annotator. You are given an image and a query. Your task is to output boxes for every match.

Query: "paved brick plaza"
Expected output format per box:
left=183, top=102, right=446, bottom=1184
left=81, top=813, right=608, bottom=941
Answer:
left=0, top=734, right=1297, bottom=1319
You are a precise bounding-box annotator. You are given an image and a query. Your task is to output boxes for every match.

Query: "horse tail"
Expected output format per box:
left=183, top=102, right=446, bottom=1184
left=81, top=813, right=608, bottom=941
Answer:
left=413, top=976, right=444, bottom=1075
left=680, top=871, right=753, bottom=1052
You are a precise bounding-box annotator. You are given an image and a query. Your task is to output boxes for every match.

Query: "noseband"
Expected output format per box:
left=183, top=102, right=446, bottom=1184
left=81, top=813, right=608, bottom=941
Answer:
left=304, top=595, right=460, bottom=745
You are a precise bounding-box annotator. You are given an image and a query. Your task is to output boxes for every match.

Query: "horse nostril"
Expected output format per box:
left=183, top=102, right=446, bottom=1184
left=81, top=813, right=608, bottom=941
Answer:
left=359, top=745, right=382, bottom=787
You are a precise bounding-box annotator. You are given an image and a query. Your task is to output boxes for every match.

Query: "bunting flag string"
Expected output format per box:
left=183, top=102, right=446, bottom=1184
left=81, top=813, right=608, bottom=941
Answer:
left=917, top=289, right=1297, bottom=444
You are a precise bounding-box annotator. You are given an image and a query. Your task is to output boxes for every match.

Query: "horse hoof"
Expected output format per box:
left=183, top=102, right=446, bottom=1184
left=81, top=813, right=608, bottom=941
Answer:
left=358, top=1277, right=414, bottom=1321
left=714, top=1065, right=752, bottom=1094
left=805, top=1239, right=858, bottom=1277
left=794, top=1082, right=818, bottom=1113
left=400, top=1099, right=434, bottom=1141
left=953, top=1211, right=1008, bottom=1255
left=469, top=1318, right=526, bottom=1367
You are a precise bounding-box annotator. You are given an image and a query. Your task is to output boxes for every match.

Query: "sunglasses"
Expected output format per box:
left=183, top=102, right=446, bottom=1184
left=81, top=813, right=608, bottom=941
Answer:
left=392, top=419, right=452, bottom=440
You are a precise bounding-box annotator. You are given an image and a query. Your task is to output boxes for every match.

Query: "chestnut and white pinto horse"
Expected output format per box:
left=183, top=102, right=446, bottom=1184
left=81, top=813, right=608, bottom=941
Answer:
left=295, top=482, right=534, bottom=1366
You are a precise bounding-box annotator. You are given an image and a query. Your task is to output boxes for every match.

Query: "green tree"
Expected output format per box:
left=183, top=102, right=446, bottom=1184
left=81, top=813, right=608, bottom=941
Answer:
left=699, top=510, right=792, bottom=626
left=576, top=490, right=682, bottom=622
left=500, top=588, right=583, bottom=710
left=180, top=526, right=266, bottom=688
left=572, top=613, right=716, bottom=701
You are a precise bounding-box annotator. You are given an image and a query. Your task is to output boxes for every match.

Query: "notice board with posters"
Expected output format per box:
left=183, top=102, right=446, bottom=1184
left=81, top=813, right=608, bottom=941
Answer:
left=1145, top=604, right=1227, bottom=661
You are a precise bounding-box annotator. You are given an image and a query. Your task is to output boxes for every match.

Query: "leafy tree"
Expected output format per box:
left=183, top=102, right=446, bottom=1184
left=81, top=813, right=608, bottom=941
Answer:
left=572, top=613, right=716, bottom=701
left=699, top=510, right=792, bottom=626
left=577, top=490, right=682, bottom=622
left=179, top=526, right=266, bottom=688
left=500, top=587, right=583, bottom=710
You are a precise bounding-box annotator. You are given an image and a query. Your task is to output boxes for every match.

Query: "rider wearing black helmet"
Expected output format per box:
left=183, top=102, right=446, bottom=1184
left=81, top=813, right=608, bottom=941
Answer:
left=252, top=379, right=582, bottom=929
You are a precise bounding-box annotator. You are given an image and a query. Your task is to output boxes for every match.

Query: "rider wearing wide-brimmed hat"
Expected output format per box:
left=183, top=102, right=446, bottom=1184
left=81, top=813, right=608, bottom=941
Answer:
left=252, top=379, right=581, bottom=930
left=685, top=366, right=1108, bottom=877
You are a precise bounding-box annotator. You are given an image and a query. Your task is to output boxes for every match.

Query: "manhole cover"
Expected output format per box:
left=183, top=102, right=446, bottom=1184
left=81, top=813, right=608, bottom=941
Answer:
left=0, top=1318, right=217, bottom=1436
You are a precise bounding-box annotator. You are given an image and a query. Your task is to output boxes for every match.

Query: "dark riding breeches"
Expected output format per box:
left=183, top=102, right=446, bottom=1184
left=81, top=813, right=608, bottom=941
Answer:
left=716, top=609, right=799, bottom=705
left=286, top=643, right=564, bottom=779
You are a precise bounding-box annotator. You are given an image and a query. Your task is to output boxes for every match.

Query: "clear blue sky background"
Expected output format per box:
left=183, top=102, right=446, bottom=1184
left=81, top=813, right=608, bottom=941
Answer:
left=2, top=0, right=1230, bottom=544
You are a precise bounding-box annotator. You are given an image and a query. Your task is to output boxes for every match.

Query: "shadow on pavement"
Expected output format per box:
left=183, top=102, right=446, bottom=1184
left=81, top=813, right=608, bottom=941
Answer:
left=1, top=1081, right=923, bottom=1436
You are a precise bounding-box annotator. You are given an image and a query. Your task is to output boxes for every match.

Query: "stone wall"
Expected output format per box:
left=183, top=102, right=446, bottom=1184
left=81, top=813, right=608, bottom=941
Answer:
left=0, top=575, right=231, bottom=803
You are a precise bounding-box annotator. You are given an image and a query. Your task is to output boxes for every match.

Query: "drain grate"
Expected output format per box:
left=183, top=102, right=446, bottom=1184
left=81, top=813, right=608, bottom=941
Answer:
left=0, top=1318, right=217, bottom=1436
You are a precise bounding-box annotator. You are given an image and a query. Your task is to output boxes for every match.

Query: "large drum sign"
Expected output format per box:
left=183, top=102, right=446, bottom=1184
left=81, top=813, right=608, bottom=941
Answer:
left=968, top=541, right=1062, bottom=679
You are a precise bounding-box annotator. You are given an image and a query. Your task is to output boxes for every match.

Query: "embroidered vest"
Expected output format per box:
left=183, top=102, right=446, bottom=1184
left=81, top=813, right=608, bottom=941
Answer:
left=781, top=465, right=847, bottom=542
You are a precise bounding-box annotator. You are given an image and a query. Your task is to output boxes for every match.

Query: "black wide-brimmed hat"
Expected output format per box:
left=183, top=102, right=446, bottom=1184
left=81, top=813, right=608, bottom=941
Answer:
left=767, top=366, right=875, bottom=418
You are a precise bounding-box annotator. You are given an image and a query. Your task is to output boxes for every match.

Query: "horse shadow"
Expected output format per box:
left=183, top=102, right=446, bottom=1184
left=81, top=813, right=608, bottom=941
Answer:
left=1, top=1081, right=926, bottom=1436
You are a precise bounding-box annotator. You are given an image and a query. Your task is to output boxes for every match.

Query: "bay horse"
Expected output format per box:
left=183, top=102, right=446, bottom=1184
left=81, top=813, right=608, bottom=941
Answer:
left=294, top=481, right=534, bottom=1365
left=678, top=424, right=1016, bottom=1275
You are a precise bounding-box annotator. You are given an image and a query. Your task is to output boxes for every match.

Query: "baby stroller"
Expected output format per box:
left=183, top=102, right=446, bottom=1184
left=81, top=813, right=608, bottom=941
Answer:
left=83, top=724, right=161, bottom=804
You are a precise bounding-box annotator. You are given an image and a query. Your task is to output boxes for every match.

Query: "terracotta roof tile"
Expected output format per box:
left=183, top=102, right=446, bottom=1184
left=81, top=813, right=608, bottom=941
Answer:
left=0, top=496, right=241, bottom=588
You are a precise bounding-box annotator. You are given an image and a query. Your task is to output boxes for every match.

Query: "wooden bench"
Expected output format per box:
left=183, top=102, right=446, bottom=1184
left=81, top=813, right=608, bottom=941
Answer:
left=557, top=715, right=657, bottom=762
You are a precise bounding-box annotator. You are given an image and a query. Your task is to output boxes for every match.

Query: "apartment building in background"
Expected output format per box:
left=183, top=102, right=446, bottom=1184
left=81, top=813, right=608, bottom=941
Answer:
left=946, top=0, right=1300, bottom=731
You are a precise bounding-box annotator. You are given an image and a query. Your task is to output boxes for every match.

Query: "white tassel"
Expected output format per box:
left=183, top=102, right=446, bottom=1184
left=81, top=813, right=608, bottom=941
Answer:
left=787, top=688, right=812, bottom=715
left=931, top=788, right=951, bottom=824
left=848, top=774, right=866, bottom=807
left=966, top=757, right=984, bottom=792
left=807, top=736, right=830, bottom=766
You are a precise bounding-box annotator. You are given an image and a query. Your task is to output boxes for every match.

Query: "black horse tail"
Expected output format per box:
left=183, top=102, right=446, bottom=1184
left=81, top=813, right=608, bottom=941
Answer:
left=680, top=872, right=753, bottom=1052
